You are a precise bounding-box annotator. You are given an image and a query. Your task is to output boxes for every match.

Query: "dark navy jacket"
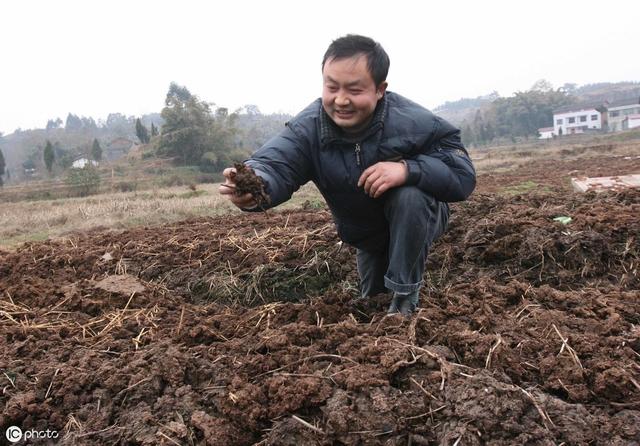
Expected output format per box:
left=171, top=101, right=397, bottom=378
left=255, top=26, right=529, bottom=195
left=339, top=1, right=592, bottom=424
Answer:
left=245, top=91, right=476, bottom=247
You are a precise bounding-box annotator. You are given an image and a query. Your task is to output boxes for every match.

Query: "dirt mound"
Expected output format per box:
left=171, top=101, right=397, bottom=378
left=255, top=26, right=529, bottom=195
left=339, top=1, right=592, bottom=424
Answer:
left=430, top=189, right=640, bottom=291
left=1, top=190, right=639, bottom=444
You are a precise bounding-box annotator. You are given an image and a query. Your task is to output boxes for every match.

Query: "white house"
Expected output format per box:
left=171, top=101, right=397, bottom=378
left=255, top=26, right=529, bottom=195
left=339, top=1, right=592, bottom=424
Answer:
left=607, top=97, right=640, bottom=131
left=538, top=127, right=555, bottom=139
left=72, top=158, right=99, bottom=169
left=623, top=114, right=640, bottom=130
left=553, top=102, right=607, bottom=136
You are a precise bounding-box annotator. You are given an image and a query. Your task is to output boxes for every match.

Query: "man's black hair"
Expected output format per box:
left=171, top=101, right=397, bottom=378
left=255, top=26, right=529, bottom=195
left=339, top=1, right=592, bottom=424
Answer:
left=322, top=35, right=390, bottom=86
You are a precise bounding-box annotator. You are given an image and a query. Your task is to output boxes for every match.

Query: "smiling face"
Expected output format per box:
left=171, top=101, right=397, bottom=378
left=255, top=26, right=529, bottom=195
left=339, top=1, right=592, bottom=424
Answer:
left=322, top=54, right=387, bottom=134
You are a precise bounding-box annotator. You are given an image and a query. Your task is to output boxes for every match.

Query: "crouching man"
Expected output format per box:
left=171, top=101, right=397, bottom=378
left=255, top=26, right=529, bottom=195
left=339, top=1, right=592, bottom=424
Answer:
left=220, top=34, right=476, bottom=315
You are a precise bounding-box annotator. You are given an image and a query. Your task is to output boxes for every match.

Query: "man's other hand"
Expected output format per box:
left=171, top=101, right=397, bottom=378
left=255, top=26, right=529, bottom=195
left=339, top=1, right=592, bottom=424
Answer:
left=218, top=167, right=257, bottom=209
left=357, top=161, right=408, bottom=198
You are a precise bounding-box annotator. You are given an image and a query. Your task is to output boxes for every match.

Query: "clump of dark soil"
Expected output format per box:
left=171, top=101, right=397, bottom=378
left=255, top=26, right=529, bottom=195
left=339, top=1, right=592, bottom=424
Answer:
left=231, top=162, right=270, bottom=209
left=1, top=154, right=639, bottom=445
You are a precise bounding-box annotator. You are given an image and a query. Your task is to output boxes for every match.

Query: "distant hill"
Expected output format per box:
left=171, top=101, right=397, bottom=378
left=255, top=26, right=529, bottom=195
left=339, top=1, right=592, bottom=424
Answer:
left=0, top=109, right=291, bottom=185
left=0, top=112, right=163, bottom=183
left=573, top=82, right=640, bottom=103
left=434, top=92, right=500, bottom=124
left=434, top=81, right=640, bottom=126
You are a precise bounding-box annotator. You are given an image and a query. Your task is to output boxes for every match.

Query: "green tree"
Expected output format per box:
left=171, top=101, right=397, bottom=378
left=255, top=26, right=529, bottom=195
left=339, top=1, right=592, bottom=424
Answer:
left=66, top=165, right=101, bottom=197
left=243, top=104, right=261, bottom=116
left=476, top=84, right=574, bottom=141
left=460, top=122, right=475, bottom=147
left=81, top=117, right=97, bottom=129
left=206, top=107, right=242, bottom=168
left=473, top=110, right=488, bottom=145
left=530, top=79, right=554, bottom=93
left=46, top=117, right=63, bottom=130
left=159, top=83, right=214, bottom=165
left=135, top=118, right=150, bottom=144
left=65, top=113, right=83, bottom=131
left=151, top=122, right=158, bottom=137
left=91, top=138, right=103, bottom=161
left=0, top=148, right=5, bottom=187
left=560, top=83, right=577, bottom=94
left=158, top=83, right=245, bottom=169
left=44, top=140, right=55, bottom=173
left=105, top=113, right=133, bottom=134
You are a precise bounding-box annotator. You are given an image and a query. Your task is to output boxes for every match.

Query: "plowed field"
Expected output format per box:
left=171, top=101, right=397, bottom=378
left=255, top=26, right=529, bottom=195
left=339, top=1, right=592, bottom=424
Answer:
left=2, top=150, right=639, bottom=445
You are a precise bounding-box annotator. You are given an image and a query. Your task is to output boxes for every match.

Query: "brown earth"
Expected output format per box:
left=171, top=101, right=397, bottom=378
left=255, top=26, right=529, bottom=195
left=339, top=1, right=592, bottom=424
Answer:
left=230, top=163, right=271, bottom=210
left=1, top=150, right=639, bottom=445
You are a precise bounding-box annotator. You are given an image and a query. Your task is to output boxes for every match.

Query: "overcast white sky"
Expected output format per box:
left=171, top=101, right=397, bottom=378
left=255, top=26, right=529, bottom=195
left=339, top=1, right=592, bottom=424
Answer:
left=1, top=0, right=638, bottom=134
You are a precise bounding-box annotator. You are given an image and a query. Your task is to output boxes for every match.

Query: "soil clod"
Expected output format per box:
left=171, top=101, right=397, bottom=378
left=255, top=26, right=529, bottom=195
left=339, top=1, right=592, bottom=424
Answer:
left=231, top=162, right=271, bottom=209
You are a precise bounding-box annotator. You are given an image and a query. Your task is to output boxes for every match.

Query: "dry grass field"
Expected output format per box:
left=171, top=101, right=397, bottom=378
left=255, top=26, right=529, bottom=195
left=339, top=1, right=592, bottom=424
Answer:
left=0, top=182, right=324, bottom=249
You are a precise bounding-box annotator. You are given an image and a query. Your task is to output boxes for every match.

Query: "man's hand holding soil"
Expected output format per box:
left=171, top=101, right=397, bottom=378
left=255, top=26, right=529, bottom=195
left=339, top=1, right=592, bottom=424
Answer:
left=219, top=163, right=271, bottom=210
left=219, top=167, right=257, bottom=209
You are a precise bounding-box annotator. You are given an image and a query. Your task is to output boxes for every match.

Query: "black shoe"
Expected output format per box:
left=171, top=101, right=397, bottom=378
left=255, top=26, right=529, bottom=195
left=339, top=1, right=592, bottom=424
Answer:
left=387, top=294, right=401, bottom=314
left=397, top=297, right=417, bottom=316
left=387, top=291, right=419, bottom=316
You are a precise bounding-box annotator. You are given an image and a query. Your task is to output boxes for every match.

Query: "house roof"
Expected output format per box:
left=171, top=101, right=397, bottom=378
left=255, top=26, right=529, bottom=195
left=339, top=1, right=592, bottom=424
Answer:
left=538, top=127, right=554, bottom=132
left=553, top=101, right=608, bottom=114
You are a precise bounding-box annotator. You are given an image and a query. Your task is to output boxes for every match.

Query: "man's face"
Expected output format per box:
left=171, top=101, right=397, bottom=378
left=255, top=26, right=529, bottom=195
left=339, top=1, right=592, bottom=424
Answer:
left=322, top=55, right=387, bottom=134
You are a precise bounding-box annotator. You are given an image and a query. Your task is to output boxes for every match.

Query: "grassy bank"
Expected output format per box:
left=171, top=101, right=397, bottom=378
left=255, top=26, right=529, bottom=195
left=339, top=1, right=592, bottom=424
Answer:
left=0, top=183, right=324, bottom=249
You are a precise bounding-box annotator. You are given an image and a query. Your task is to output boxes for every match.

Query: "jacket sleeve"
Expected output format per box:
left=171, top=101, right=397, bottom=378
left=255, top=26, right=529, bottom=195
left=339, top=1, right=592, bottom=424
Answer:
left=243, top=124, right=312, bottom=210
left=403, top=118, right=476, bottom=202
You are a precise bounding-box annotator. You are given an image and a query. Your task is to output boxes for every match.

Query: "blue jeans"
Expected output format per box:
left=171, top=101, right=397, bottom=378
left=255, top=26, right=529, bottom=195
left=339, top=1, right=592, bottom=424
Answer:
left=356, top=187, right=449, bottom=297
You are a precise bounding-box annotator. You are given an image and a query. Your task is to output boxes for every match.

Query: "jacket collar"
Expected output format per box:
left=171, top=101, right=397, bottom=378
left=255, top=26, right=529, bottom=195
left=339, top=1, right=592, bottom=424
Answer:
left=320, top=95, right=387, bottom=147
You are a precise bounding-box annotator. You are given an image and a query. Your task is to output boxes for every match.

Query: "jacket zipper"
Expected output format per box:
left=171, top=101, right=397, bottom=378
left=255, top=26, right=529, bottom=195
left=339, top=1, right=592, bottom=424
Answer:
left=354, top=143, right=362, bottom=166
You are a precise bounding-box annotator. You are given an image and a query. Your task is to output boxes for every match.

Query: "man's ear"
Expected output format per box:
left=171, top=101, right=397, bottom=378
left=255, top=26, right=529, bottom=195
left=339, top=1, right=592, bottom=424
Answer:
left=376, top=81, right=388, bottom=99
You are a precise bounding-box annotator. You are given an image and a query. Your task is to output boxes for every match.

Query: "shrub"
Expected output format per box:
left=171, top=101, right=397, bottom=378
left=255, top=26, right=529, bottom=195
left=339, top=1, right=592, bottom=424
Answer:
left=115, top=181, right=138, bottom=192
left=66, top=166, right=101, bottom=197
